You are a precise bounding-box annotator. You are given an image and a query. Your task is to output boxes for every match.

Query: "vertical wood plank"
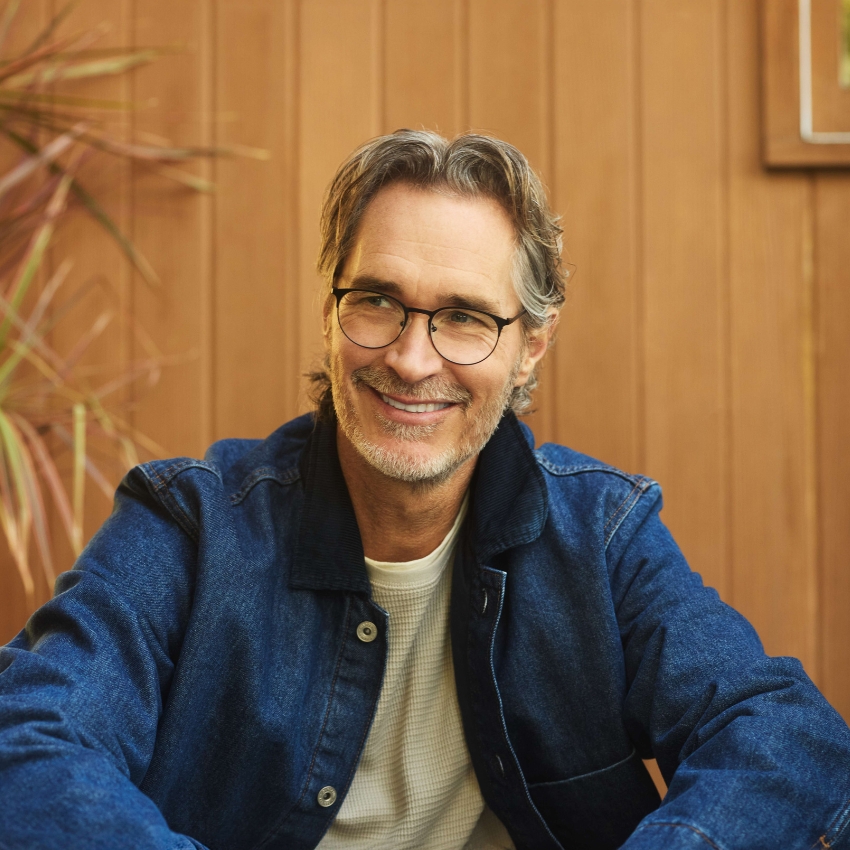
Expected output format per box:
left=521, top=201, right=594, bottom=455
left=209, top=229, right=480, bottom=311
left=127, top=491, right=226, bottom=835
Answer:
left=384, top=0, right=466, bottom=135
left=640, top=0, right=729, bottom=597
left=468, top=0, right=548, bottom=167
left=47, top=0, right=132, bottom=559
left=215, top=0, right=300, bottom=439
left=23, top=0, right=138, bottom=662
left=467, top=0, right=556, bottom=443
left=298, top=0, right=380, bottom=399
left=0, top=0, right=53, bottom=642
left=549, top=0, right=640, bottom=472
left=816, top=172, right=850, bottom=720
left=727, top=0, right=818, bottom=671
left=131, top=0, right=213, bottom=459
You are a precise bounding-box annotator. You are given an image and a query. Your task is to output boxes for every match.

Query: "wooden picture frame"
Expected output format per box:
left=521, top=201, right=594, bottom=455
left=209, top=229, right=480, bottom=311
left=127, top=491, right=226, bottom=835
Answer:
left=762, top=0, right=850, bottom=167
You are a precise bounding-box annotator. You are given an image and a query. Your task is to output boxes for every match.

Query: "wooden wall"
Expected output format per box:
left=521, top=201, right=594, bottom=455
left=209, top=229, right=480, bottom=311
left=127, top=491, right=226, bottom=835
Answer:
left=1, top=0, right=849, bottom=730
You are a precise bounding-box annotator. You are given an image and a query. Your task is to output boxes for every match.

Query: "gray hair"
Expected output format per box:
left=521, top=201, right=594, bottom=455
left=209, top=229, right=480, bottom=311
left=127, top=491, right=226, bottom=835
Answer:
left=315, top=129, right=567, bottom=415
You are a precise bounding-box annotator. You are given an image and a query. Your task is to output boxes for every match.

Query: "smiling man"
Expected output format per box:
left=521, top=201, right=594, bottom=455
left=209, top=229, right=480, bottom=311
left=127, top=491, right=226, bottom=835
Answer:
left=1, top=131, right=850, bottom=850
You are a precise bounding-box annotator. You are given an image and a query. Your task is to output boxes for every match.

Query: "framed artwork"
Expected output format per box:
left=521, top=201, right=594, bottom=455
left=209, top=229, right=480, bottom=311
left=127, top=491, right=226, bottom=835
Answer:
left=762, top=0, right=850, bottom=166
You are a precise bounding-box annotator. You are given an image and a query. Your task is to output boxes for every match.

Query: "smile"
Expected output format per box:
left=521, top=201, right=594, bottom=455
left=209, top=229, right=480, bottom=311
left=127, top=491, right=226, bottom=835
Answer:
left=380, top=394, right=451, bottom=413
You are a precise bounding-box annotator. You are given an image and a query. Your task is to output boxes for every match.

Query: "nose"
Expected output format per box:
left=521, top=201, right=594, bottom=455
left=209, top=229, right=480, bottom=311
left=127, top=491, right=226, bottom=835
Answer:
left=383, top=312, right=445, bottom=384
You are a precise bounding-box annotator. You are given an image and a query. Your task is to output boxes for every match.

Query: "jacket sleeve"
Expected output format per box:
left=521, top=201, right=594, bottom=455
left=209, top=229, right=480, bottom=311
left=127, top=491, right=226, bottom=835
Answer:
left=607, top=485, right=850, bottom=850
left=0, top=467, right=210, bottom=850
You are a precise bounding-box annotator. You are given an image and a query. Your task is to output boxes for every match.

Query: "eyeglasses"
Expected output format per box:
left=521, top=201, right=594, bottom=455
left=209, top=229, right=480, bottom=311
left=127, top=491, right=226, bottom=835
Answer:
left=332, top=287, right=526, bottom=366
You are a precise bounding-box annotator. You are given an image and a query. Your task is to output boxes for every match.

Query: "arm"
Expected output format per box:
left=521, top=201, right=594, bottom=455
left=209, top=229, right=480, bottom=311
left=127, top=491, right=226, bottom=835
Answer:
left=0, top=468, right=209, bottom=850
left=609, top=488, right=850, bottom=850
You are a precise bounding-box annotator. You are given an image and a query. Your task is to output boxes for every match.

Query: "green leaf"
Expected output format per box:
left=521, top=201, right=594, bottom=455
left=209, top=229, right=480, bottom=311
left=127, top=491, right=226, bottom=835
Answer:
left=3, top=49, right=161, bottom=88
left=3, top=128, right=161, bottom=285
left=20, top=0, right=78, bottom=58
left=0, top=173, right=72, bottom=351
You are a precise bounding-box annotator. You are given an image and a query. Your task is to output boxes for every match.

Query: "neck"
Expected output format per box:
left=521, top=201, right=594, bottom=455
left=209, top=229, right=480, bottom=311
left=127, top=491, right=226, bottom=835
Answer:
left=336, top=428, right=475, bottom=562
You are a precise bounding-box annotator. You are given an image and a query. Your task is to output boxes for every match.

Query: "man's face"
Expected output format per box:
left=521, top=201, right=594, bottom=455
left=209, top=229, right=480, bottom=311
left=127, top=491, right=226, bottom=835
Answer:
left=324, top=182, right=549, bottom=485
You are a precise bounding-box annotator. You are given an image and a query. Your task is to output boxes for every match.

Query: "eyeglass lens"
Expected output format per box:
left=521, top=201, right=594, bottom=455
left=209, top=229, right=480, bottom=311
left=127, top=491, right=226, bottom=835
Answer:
left=337, top=290, right=500, bottom=365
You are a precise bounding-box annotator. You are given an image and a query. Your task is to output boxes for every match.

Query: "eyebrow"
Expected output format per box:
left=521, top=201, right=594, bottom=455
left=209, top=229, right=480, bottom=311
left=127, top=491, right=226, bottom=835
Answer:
left=347, top=274, right=505, bottom=316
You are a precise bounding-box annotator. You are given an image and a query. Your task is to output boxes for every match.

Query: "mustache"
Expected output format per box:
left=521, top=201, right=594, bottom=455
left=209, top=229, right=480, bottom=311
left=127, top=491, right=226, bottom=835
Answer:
left=350, top=365, right=473, bottom=408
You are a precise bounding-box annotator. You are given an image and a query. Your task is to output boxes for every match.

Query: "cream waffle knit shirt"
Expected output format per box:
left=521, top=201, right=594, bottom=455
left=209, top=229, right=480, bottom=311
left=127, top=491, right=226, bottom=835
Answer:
left=316, top=497, right=515, bottom=850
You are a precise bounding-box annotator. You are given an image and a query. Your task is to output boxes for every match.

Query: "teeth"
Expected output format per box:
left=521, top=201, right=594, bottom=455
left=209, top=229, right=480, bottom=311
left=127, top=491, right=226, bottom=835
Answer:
left=381, top=394, right=450, bottom=413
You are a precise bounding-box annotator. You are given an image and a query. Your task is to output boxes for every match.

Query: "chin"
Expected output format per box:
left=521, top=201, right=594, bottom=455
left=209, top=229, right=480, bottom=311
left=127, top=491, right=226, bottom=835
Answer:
left=350, top=426, right=475, bottom=485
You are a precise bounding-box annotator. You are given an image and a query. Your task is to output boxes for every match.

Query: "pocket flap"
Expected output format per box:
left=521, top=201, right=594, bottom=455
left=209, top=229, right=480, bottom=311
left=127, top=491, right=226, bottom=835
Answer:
left=528, top=749, right=661, bottom=849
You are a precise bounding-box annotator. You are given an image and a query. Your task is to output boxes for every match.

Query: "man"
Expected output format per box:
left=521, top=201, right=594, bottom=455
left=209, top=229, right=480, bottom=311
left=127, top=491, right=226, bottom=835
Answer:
left=0, top=130, right=849, bottom=850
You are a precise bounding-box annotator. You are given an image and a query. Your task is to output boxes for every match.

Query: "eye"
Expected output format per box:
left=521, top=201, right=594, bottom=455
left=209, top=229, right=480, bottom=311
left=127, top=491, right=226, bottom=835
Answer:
left=447, top=310, right=484, bottom=326
left=353, top=292, right=393, bottom=309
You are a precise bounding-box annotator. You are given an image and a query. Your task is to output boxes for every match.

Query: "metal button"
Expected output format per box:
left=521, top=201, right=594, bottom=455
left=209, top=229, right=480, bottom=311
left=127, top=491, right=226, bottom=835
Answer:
left=317, top=785, right=337, bottom=807
left=480, top=589, right=488, bottom=615
left=493, top=754, right=506, bottom=777
left=356, top=621, right=377, bottom=643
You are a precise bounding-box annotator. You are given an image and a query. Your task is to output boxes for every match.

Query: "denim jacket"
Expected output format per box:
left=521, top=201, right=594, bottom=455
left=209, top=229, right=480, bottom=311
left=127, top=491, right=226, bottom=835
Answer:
left=1, top=412, right=849, bottom=850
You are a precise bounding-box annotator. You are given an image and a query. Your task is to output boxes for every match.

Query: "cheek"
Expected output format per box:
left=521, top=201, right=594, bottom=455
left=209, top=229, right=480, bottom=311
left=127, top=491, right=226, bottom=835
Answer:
left=329, top=331, right=376, bottom=379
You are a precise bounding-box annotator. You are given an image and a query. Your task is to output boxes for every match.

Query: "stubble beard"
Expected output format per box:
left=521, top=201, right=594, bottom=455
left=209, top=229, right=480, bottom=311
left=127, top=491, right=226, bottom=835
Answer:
left=330, top=358, right=520, bottom=487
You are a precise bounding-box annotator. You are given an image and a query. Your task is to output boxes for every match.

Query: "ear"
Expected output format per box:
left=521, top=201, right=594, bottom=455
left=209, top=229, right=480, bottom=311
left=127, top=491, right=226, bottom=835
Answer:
left=322, top=291, right=335, bottom=347
left=513, top=309, right=559, bottom=388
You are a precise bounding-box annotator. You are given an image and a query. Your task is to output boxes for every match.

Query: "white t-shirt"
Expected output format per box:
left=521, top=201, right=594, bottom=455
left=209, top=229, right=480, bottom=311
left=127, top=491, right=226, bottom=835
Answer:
left=316, top=496, right=515, bottom=850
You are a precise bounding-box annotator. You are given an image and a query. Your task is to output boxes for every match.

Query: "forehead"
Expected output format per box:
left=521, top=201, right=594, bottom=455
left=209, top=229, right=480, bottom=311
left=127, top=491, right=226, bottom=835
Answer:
left=341, top=183, right=518, bottom=308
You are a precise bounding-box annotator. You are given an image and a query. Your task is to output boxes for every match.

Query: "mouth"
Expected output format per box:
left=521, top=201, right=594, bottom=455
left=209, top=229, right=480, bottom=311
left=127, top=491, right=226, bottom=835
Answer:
left=380, top=393, right=452, bottom=414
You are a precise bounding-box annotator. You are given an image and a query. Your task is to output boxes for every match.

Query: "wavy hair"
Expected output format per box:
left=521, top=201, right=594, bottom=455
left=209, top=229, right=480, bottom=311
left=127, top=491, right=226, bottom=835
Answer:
left=313, top=129, right=567, bottom=415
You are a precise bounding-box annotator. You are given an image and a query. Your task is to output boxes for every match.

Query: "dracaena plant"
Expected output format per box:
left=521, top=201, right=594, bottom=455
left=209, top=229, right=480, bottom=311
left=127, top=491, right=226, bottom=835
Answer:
left=0, top=1, right=242, bottom=607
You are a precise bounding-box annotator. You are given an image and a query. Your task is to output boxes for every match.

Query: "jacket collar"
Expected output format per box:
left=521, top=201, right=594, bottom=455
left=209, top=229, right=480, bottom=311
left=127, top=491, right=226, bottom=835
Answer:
left=289, top=411, right=548, bottom=592
left=470, top=411, right=549, bottom=564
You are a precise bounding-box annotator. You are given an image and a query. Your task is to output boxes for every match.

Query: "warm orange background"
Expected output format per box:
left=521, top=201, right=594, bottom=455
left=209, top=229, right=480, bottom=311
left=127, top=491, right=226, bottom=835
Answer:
left=1, top=0, right=848, bottom=735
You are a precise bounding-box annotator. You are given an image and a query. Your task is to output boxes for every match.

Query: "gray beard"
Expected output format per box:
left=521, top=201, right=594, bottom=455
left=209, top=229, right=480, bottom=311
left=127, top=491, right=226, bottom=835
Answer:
left=330, top=360, right=519, bottom=487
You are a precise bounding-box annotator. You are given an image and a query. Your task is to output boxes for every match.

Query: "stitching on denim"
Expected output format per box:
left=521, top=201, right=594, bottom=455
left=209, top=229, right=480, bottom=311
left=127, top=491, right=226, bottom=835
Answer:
left=139, top=464, right=200, bottom=544
left=140, top=461, right=223, bottom=543
left=636, top=822, right=722, bottom=850
left=230, top=465, right=300, bottom=505
left=338, top=605, right=387, bottom=794
left=530, top=747, right=638, bottom=787
left=535, top=453, right=648, bottom=485
left=830, top=797, right=850, bottom=839
left=812, top=795, right=850, bottom=849
left=144, top=459, right=217, bottom=489
left=479, top=567, right=562, bottom=849
left=254, top=597, right=354, bottom=850
left=164, top=492, right=199, bottom=544
left=603, top=480, right=650, bottom=549
left=603, top=482, right=642, bottom=535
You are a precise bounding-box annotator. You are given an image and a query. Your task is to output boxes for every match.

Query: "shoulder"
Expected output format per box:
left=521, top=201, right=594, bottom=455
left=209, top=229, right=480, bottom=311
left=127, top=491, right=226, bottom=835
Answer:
left=534, top=441, right=654, bottom=491
left=122, top=413, right=314, bottom=540
left=531, top=437, right=662, bottom=552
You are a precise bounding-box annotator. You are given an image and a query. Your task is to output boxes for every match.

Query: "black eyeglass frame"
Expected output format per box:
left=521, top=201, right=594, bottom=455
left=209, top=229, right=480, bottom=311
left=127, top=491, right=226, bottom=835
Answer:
left=331, top=287, right=527, bottom=366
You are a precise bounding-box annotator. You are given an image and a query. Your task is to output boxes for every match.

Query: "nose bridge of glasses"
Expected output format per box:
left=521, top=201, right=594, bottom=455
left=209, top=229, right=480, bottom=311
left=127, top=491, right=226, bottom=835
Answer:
left=402, top=305, right=438, bottom=334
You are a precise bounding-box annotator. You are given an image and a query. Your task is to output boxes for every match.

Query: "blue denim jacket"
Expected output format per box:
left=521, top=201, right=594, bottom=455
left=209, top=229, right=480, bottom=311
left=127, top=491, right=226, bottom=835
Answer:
left=1, top=412, right=849, bottom=850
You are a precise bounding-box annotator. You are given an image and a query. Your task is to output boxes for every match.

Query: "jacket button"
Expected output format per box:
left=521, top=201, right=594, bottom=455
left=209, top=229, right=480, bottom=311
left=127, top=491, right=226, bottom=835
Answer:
left=356, top=621, right=378, bottom=642
left=317, top=785, right=337, bottom=807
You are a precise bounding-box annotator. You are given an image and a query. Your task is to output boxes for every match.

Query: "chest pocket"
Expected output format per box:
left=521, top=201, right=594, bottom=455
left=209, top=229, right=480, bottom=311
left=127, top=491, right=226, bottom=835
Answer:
left=527, top=748, right=660, bottom=850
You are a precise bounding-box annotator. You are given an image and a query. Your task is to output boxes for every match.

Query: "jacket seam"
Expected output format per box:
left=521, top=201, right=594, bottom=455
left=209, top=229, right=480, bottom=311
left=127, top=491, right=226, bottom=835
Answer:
left=144, top=458, right=219, bottom=486
left=535, top=454, right=649, bottom=485
left=480, top=567, right=562, bottom=849
left=603, top=479, right=654, bottom=550
left=139, top=463, right=211, bottom=544
left=528, top=747, right=637, bottom=787
left=254, top=597, right=354, bottom=850
left=230, top=466, right=300, bottom=505
left=812, top=795, right=850, bottom=849
left=635, top=822, right=722, bottom=849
